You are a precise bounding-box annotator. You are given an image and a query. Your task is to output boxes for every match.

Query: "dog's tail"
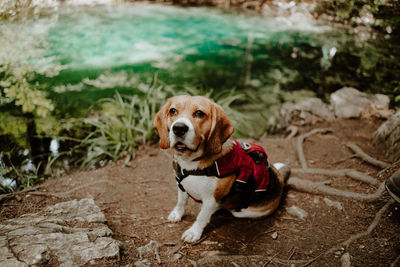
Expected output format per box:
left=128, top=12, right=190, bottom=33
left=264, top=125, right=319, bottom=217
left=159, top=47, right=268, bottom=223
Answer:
left=273, top=162, right=291, bottom=184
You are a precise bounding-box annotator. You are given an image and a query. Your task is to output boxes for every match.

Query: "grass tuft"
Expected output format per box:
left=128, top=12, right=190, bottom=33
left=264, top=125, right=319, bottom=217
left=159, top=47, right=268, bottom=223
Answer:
left=54, top=79, right=167, bottom=170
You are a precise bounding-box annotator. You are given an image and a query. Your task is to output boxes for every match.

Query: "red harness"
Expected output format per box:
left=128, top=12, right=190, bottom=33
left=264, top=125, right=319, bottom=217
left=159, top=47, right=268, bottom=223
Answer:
left=173, top=138, right=270, bottom=202
left=214, top=138, right=270, bottom=191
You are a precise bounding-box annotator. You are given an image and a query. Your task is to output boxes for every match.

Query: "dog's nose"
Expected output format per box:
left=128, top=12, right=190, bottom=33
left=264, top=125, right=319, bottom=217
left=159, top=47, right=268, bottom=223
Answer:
left=172, top=122, right=189, bottom=137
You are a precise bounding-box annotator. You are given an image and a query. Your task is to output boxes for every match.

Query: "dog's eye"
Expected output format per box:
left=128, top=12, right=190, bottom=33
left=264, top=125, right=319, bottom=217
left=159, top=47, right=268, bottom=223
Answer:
left=169, top=108, right=177, bottom=116
left=193, top=110, right=205, bottom=118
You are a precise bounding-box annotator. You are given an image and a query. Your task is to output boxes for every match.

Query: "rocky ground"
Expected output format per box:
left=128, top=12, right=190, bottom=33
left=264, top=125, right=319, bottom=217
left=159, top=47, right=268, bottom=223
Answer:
left=1, top=88, right=400, bottom=266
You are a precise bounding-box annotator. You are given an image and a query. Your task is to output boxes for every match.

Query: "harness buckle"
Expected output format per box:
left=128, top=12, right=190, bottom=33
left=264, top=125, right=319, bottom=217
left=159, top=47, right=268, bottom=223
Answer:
left=240, top=141, right=252, bottom=151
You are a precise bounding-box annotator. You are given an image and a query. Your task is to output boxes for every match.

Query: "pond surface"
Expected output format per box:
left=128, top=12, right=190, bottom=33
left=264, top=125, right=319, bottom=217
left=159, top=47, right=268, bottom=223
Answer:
left=43, top=3, right=331, bottom=114
left=4, top=2, right=399, bottom=120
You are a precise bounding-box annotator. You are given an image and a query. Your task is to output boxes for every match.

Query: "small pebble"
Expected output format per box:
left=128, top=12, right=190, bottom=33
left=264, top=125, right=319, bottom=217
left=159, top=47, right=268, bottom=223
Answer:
left=173, top=253, right=182, bottom=261
left=271, top=231, right=278, bottom=240
left=134, top=260, right=149, bottom=267
left=341, top=253, right=351, bottom=267
left=287, top=205, right=308, bottom=220
left=323, top=197, right=343, bottom=211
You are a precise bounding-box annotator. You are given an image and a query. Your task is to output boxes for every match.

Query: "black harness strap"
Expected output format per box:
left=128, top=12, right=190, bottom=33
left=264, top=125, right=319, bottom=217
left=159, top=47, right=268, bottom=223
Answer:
left=173, top=161, right=231, bottom=192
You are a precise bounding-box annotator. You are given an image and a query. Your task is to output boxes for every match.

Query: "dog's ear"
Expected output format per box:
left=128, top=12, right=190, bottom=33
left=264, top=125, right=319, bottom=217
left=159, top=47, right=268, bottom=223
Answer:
left=154, top=99, right=171, bottom=149
left=206, top=102, right=234, bottom=155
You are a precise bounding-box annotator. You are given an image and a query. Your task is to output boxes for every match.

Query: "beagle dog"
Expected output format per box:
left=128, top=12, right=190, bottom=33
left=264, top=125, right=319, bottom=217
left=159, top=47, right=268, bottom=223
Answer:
left=154, top=95, right=290, bottom=242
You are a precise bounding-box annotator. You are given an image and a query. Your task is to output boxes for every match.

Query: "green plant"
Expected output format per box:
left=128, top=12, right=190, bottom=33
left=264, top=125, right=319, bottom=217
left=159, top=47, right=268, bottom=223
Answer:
left=17, top=161, right=45, bottom=189
left=54, top=78, right=167, bottom=170
left=0, top=21, right=63, bottom=118
left=315, top=0, right=400, bottom=35
left=0, top=152, right=47, bottom=193
left=0, top=152, right=13, bottom=194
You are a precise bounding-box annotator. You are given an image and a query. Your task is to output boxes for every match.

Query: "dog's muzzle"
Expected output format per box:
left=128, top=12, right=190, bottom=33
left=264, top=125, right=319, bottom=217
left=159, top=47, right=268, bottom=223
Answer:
left=172, top=122, right=189, bottom=137
left=170, top=118, right=197, bottom=153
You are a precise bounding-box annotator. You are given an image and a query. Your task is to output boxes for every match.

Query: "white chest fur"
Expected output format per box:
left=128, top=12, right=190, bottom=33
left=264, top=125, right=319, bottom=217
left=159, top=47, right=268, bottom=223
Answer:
left=180, top=175, right=217, bottom=201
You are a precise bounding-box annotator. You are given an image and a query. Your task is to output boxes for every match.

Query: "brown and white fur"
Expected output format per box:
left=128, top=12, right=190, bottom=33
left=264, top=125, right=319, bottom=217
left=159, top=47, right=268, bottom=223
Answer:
left=154, top=95, right=290, bottom=242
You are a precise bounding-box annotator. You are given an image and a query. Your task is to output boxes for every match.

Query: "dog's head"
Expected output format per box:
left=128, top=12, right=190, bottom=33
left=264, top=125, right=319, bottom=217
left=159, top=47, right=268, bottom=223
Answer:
left=153, top=95, right=234, bottom=158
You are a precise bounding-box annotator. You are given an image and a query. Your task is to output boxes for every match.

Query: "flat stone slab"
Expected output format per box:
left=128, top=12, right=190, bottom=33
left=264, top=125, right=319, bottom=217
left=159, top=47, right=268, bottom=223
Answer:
left=0, top=198, right=120, bottom=267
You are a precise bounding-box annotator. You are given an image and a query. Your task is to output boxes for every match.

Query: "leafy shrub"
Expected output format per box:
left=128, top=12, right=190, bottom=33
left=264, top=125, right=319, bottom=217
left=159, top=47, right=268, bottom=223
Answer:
left=49, top=74, right=165, bottom=170
left=0, top=20, right=63, bottom=117
left=315, top=0, right=400, bottom=36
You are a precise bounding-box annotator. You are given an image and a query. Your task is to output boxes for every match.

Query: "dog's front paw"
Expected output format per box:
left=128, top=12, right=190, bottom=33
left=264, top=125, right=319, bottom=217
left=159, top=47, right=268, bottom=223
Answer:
left=168, top=208, right=184, bottom=222
left=182, top=226, right=202, bottom=243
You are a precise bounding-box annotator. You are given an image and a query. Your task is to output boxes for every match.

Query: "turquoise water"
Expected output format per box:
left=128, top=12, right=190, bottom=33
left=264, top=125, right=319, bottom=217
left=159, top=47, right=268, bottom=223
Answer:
left=39, top=3, right=343, bottom=115
left=46, top=4, right=327, bottom=70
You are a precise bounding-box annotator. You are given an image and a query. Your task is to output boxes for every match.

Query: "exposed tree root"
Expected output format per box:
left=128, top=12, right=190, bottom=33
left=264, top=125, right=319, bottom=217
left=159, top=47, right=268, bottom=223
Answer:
left=292, top=128, right=389, bottom=201
left=324, top=199, right=394, bottom=255
left=286, top=125, right=299, bottom=140
left=296, top=128, right=333, bottom=169
left=282, top=199, right=395, bottom=266
left=292, top=168, right=379, bottom=186
left=29, top=191, right=63, bottom=198
left=0, top=179, right=112, bottom=202
left=23, top=179, right=111, bottom=199
left=288, top=177, right=385, bottom=202
left=345, top=142, right=390, bottom=168
left=0, top=184, right=43, bottom=202
left=287, top=127, right=396, bottom=264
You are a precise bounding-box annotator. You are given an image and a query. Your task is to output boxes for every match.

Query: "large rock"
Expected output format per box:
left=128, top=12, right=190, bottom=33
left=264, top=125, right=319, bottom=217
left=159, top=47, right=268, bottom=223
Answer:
left=273, top=88, right=392, bottom=131
left=0, top=198, right=120, bottom=267
left=330, top=87, right=391, bottom=119
left=278, top=97, right=334, bottom=127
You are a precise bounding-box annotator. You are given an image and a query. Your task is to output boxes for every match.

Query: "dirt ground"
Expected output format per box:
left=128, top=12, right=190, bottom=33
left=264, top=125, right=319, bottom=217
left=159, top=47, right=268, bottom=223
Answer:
left=1, top=119, right=399, bottom=266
